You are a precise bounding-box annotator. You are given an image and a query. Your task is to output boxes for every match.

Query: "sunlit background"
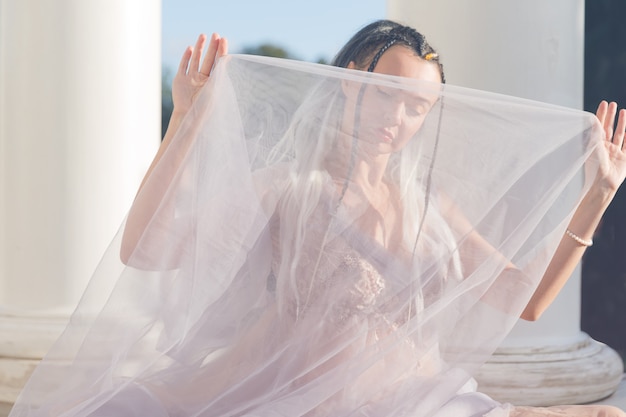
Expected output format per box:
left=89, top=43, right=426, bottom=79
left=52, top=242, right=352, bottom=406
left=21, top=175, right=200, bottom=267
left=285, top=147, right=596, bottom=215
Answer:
left=162, top=0, right=385, bottom=72
left=1, top=1, right=625, bottom=414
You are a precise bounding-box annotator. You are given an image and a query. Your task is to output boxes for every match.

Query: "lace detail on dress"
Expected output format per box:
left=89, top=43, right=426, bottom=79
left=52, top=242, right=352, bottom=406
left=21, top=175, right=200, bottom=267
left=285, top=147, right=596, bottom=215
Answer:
left=280, top=241, right=392, bottom=327
left=337, top=253, right=386, bottom=313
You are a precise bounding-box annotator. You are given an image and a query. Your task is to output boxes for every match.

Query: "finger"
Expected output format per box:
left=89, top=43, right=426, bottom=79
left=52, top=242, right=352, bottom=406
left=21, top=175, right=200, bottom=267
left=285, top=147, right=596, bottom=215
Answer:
left=177, top=46, right=193, bottom=76
left=605, top=101, right=618, bottom=140
left=596, top=100, right=608, bottom=126
left=200, top=33, right=221, bottom=76
left=218, top=36, right=229, bottom=57
left=615, top=108, right=626, bottom=149
left=190, top=34, right=207, bottom=75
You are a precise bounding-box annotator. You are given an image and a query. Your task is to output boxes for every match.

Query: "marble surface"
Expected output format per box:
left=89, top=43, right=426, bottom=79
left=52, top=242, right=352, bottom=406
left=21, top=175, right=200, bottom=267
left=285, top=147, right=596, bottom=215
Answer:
left=591, top=374, right=626, bottom=409
left=0, top=376, right=623, bottom=417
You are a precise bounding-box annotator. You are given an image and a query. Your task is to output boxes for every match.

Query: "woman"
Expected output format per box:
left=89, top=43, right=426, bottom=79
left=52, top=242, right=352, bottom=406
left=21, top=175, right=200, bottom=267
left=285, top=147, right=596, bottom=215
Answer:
left=10, top=20, right=626, bottom=417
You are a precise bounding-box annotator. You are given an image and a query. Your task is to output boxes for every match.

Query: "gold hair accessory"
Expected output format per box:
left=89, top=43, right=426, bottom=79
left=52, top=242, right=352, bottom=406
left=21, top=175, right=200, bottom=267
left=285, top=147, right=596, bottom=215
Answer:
left=424, top=52, right=438, bottom=61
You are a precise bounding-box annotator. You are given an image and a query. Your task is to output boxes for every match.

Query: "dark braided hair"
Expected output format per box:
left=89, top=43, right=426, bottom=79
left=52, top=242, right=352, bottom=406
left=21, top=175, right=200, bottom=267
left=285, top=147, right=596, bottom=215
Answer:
left=332, top=20, right=446, bottom=274
left=331, top=20, right=445, bottom=83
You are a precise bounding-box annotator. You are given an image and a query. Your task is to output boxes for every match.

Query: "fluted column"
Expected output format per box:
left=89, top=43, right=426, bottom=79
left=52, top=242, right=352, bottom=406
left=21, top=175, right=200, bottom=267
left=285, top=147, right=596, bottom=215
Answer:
left=0, top=0, right=161, bottom=411
left=388, top=0, right=623, bottom=405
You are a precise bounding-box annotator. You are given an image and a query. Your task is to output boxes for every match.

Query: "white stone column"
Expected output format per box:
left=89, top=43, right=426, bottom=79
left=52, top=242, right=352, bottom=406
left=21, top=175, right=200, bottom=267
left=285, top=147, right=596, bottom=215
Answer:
left=0, top=0, right=161, bottom=410
left=388, top=0, right=624, bottom=406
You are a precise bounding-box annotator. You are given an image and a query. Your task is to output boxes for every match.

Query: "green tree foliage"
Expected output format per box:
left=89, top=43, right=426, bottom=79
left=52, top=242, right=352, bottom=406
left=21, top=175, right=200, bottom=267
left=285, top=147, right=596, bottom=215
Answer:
left=241, top=43, right=293, bottom=59
left=161, top=43, right=329, bottom=137
left=162, top=68, right=174, bottom=139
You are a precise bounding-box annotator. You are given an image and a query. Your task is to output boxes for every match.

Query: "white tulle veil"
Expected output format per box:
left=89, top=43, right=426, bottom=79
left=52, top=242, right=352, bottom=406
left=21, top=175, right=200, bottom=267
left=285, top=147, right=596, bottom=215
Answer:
left=9, top=53, right=603, bottom=417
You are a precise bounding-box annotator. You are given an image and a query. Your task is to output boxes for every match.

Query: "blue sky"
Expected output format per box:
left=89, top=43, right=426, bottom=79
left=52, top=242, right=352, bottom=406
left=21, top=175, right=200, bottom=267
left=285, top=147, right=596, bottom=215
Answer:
left=162, top=0, right=386, bottom=73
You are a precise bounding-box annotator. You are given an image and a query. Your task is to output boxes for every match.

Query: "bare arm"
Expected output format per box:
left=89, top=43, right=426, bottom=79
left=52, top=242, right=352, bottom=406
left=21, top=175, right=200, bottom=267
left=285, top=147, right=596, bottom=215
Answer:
left=522, top=101, right=626, bottom=320
left=440, top=102, right=626, bottom=320
left=120, top=33, right=229, bottom=265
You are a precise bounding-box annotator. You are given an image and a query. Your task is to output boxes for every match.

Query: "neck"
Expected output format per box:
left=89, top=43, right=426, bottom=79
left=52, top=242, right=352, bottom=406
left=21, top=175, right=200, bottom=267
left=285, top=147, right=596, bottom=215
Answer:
left=351, top=155, right=389, bottom=190
left=326, top=137, right=390, bottom=191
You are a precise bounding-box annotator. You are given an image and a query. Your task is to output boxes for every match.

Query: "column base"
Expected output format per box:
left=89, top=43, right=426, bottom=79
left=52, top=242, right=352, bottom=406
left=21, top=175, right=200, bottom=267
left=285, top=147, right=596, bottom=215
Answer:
left=0, top=312, right=68, bottom=410
left=476, top=332, right=624, bottom=406
left=0, top=402, right=13, bottom=417
left=0, top=357, right=40, bottom=406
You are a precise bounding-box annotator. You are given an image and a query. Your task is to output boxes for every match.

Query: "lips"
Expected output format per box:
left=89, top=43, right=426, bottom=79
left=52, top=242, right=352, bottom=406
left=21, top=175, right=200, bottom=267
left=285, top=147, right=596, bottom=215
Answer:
left=377, top=128, right=394, bottom=143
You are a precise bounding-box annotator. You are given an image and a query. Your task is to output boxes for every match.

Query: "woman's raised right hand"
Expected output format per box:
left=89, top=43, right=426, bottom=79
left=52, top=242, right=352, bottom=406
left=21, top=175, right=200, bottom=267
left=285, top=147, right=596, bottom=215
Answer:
left=121, top=34, right=228, bottom=266
left=172, top=33, right=229, bottom=116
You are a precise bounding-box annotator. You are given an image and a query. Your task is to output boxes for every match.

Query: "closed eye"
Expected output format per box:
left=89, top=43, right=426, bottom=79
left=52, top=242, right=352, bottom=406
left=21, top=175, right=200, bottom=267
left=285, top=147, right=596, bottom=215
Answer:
left=406, top=105, right=426, bottom=117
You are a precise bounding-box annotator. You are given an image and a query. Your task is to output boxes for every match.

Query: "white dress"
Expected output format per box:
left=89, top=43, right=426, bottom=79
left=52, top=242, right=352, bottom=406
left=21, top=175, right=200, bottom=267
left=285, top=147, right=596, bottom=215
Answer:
left=9, top=54, right=615, bottom=417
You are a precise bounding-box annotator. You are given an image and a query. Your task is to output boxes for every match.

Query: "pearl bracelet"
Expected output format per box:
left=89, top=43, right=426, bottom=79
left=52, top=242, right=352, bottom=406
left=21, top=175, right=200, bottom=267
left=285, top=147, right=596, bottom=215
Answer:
left=565, top=229, right=593, bottom=247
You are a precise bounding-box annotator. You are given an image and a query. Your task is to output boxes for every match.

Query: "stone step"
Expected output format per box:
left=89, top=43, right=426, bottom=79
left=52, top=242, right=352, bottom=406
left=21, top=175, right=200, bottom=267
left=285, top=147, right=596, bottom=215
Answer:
left=591, top=374, right=626, bottom=409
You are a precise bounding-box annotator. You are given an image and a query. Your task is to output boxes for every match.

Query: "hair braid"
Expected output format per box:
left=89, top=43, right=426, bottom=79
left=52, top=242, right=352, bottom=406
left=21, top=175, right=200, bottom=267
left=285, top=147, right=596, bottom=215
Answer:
left=331, top=20, right=445, bottom=83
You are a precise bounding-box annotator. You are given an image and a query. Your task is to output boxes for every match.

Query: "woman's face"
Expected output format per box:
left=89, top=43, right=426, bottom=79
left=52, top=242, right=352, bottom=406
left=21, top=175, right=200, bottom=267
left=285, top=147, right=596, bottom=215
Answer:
left=344, top=45, right=442, bottom=155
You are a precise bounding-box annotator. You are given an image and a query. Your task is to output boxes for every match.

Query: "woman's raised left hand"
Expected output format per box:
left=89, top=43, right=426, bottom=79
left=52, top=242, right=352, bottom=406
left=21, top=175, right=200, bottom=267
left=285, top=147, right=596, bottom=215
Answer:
left=594, top=100, right=626, bottom=199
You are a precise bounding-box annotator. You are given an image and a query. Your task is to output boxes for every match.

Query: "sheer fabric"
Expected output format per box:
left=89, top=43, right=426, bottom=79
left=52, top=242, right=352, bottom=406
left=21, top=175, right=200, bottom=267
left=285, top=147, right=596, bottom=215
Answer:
left=10, top=55, right=605, bottom=417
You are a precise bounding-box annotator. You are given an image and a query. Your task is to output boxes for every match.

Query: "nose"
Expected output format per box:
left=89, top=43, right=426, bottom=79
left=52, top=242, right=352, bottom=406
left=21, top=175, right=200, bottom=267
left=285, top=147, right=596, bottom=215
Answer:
left=383, top=100, right=403, bottom=126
